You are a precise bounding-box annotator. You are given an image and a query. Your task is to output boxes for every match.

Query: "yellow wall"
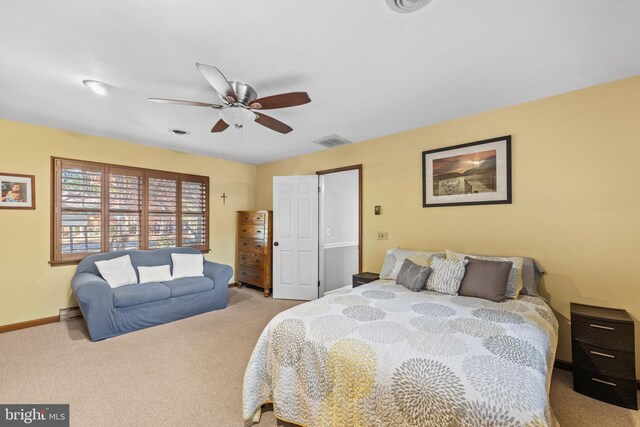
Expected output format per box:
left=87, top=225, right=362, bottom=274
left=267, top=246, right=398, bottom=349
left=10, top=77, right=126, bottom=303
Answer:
left=0, top=119, right=255, bottom=326
left=256, top=76, right=640, bottom=378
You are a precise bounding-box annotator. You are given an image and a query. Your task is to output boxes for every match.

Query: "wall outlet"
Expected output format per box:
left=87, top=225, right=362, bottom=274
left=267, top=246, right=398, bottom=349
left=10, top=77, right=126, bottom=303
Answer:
left=377, top=231, right=388, bottom=240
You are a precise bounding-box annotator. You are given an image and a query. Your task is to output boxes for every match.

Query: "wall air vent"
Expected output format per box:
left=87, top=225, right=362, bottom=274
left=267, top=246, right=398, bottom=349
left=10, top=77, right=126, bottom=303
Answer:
left=387, top=0, right=432, bottom=13
left=311, top=134, right=353, bottom=149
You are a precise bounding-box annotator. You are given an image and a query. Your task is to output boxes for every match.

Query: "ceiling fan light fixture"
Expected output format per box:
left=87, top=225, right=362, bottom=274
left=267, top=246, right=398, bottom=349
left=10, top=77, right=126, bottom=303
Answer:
left=386, top=0, right=432, bottom=13
left=82, top=80, right=109, bottom=96
left=219, top=107, right=256, bottom=129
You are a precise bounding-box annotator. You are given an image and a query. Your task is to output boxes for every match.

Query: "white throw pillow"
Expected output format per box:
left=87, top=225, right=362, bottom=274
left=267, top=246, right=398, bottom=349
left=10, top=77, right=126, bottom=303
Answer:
left=380, top=248, right=444, bottom=280
left=95, top=255, right=138, bottom=288
left=137, top=265, right=172, bottom=284
left=425, top=257, right=468, bottom=295
left=171, top=253, right=204, bottom=279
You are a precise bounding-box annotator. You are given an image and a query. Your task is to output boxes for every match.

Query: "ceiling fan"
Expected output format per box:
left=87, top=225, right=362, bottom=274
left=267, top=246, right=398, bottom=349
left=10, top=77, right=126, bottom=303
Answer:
left=149, top=63, right=311, bottom=134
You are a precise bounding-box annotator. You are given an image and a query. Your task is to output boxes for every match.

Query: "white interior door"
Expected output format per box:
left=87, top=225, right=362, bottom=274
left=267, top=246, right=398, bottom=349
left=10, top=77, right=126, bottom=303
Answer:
left=272, top=175, right=319, bottom=300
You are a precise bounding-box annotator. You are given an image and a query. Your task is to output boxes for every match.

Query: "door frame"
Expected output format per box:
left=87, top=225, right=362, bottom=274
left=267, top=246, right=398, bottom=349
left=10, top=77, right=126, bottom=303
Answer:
left=316, top=164, right=363, bottom=273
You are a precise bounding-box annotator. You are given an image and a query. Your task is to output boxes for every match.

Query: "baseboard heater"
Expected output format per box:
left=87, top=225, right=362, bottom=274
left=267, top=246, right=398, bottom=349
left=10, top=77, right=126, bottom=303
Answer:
left=59, top=307, right=83, bottom=321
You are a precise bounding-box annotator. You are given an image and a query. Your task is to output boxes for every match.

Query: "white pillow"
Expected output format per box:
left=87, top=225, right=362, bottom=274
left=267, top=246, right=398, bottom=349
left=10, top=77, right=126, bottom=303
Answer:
left=137, top=265, right=172, bottom=284
left=171, top=253, right=204, bottom=279
left=425, top=257, right=468, bottom=295
left=380, top=248, right=444, bottom=280
left=95, top=255, right=138, bottom=288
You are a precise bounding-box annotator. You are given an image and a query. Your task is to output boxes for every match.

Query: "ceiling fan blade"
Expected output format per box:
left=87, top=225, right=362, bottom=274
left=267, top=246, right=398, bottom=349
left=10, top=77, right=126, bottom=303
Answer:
left=196, top=63, right=237, bottom=103
left=254, top=113, right=293, bottom=134
left=148, top=98, right=223, bottom=108
left=250, top=92, right=311, bottom=110
left=211, top=119, right=230, bottom=133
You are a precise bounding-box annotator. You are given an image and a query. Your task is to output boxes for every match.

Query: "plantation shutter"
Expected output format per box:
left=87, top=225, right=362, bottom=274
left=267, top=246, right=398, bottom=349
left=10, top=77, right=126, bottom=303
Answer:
left=58, top=160, right=103, bottom=257
left=52, top=158, right=210, bottom=264
left=181, top=176, right=208, bottom=249
left=147, top=173, right=178, bottom=249
left=108, top=168, right=143, bottom=251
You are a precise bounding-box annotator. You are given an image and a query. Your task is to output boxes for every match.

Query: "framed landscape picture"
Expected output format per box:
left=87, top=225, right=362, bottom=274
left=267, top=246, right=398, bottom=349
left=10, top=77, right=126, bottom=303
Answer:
left=0, top=173, right=36, bottom=209
left=422, top=136, right=511, bottom=208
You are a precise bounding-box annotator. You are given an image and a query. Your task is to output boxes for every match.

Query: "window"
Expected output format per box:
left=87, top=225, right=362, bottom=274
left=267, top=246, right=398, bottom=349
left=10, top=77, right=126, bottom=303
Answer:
left=51, top=158, right=209, bottom=264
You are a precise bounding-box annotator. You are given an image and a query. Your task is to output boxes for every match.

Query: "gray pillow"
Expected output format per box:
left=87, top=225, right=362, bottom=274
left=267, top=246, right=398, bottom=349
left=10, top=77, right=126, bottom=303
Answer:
left=396, top=259, right=431, bottom=292
left=458, top=257, right=512, bottom=302
left=519, top=257, right=545, bottom=297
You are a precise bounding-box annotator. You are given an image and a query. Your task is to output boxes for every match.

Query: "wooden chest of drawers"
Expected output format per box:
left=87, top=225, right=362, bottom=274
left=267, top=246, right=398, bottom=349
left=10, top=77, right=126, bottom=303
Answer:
left=236, top=210, right=272, bottom=297
left=570, top=302, right=637, bottom=409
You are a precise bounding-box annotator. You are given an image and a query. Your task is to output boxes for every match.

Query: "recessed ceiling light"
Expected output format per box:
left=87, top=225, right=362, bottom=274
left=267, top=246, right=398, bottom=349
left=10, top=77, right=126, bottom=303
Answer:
left=82, top=80, right=109, bottom=96
left=387, top=0, right=432, bottom=13
left=169, top=128, right=190, bottom=136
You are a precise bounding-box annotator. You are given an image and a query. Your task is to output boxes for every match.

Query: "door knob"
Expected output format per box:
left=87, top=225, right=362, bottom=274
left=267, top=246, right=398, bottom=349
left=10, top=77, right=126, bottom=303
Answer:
left=274, top=242, right=279, bottom=246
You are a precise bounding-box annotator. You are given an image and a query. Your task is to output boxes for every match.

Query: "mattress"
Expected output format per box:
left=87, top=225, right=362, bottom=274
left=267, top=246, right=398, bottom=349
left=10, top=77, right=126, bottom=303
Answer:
left=243, top=280, right=559, bottom=426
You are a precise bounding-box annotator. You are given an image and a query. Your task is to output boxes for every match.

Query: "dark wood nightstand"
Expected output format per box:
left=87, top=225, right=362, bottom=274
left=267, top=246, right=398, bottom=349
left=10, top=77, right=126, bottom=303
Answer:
left=352, top=272, right=380, bottom=287
left=570, top=302, right=637, bottom=410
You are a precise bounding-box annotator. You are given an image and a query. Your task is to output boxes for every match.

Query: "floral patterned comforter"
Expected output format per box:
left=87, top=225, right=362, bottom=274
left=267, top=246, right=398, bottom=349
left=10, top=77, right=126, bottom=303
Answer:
left=243, top=280, right=559, bottom=426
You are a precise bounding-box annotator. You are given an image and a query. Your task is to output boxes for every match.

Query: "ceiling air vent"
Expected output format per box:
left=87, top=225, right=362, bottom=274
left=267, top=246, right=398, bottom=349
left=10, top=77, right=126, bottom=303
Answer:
left=386, top=0, right=432, bottom=13
left=311, top=134, right=352, bottom=149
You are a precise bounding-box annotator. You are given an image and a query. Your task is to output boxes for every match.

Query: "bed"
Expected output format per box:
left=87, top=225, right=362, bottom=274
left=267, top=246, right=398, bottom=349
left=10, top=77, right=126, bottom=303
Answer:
left=243, top=280, right=559, bottom=426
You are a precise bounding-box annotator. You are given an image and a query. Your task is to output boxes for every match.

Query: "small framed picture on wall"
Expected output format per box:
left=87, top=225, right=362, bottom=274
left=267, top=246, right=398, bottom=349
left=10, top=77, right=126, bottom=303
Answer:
left=0, top=173, right=36, bottom=209
left=422, top=136, right=512, bottom=207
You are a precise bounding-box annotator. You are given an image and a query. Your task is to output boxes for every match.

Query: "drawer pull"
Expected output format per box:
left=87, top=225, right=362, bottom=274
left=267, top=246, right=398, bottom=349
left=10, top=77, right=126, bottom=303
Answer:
left=589, top=350, right=615, bottom=359
left=257, top=230, right=262, bottom=233
left=591, top=378, right=617, bottom=387
left=589, top=323, right=615, bottom=331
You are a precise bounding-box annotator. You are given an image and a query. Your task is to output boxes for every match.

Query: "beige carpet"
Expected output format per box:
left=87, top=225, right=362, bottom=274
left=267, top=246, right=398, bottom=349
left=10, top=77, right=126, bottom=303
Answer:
left=0, top=287, right=638, bottom=426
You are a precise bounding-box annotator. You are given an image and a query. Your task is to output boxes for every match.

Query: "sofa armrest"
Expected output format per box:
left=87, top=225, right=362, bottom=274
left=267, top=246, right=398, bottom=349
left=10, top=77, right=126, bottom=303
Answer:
left=71, top=272, right=113, bottom=307
left=204, top=261, right=233, bottom=289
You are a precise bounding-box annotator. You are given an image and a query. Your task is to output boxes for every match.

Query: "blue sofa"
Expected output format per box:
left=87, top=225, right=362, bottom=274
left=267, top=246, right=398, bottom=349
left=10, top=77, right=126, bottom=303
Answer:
left=71, top=247, right=233, bottom=341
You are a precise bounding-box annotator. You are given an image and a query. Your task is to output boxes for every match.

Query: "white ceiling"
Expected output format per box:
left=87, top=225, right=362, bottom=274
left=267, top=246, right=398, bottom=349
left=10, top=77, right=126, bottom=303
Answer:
left=1, top=1, right=639, bottom=165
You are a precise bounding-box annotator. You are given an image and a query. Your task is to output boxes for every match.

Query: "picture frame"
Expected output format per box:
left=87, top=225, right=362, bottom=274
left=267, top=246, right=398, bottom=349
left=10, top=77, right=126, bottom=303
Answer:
left=422, top=136, right=511, bottom=208
left=0, top=173, right=36, bottom=209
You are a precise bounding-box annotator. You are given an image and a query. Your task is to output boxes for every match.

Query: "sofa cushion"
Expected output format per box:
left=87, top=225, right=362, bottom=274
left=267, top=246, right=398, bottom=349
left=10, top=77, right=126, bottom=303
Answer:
left=112, top=283, right=171, bottom=308
left=162, top=276, right=214, bottom=297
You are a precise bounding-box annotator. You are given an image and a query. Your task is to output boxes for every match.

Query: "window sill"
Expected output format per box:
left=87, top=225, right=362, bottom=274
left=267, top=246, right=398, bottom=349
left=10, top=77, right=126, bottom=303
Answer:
left=49, top=248, right=211, bottom=267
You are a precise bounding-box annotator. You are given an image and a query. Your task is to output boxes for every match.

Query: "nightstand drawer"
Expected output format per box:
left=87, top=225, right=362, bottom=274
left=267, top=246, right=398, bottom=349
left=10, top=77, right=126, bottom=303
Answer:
left=572, top=340, right=635, bottom=378
left=353, top=279, right=369, bottom=287
left=573, top=367, right=638, bottom=410
left=572, top=316, right=634, bottom=351
left=352, top=272, right=380, bottom=287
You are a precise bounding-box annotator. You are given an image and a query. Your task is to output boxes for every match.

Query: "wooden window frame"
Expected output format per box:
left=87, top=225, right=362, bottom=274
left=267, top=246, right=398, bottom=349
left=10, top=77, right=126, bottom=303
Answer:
left=50, top=157, right=210, bottom=266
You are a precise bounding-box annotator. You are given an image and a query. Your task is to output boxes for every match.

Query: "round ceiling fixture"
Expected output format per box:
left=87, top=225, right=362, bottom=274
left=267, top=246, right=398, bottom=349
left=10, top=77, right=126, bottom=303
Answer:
left=168, top=128, right=190, bottom=136
left=82, top=80, right=109, bottom=95
left=386, top=0, right=432, bottom=13
left=219, top=107, right=257, bottom=129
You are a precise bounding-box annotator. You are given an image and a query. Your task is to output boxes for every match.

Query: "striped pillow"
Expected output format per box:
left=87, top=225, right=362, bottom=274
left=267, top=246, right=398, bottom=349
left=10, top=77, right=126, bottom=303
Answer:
left=425, top=257, right=468, bottom=295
